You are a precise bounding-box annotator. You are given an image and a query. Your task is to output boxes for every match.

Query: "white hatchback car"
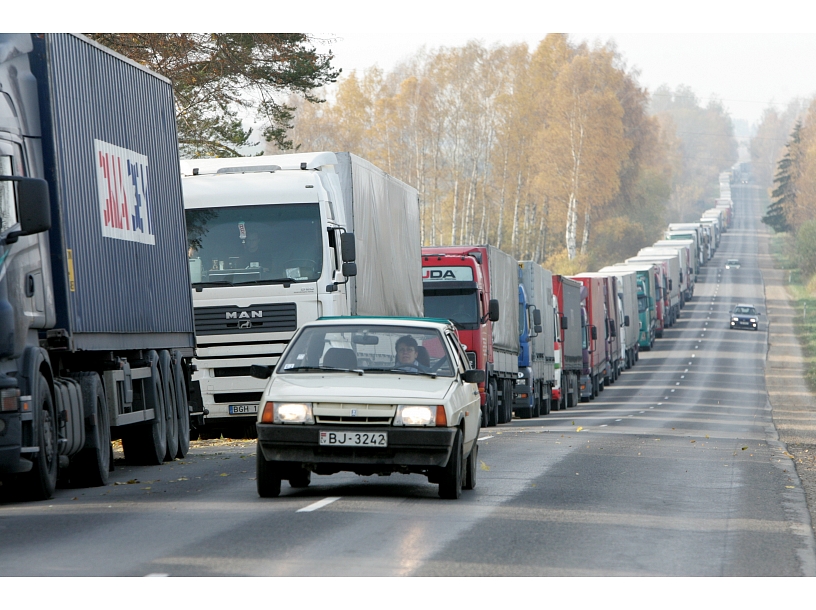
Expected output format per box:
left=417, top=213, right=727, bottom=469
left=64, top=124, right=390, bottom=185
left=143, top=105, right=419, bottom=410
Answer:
left=251, top=317, right=483, bottom=499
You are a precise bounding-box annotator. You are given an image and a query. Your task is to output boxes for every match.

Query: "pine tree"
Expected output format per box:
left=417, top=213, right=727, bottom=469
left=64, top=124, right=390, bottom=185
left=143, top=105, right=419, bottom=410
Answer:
left=763, top=121, right=800, bottom=233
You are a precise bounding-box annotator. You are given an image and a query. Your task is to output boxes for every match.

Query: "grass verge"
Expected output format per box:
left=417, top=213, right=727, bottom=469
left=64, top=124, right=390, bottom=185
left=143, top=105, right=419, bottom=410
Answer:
left=769, top=232, right=816, bottom=390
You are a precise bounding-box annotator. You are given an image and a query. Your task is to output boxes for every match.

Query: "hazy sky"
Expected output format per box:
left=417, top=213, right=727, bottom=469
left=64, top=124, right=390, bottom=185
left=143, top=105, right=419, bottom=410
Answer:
left=322, top=32, right=816, bottom=131
left=19, top=0, right=816, bottom=132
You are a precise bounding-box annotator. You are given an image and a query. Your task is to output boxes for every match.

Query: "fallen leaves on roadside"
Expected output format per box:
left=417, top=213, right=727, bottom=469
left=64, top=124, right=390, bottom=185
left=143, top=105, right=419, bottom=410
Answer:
left=742, top=446, right=748, bottom=451
left=576, top=426, right=583, bottom=432
left=480, top=461, right=490, bottom=471
left=783, top=452, right=795, bottom=459
left=786, top=485, right=795, bottom=489
left=219, top=473, right=229, bottom=477
left=690, top=440, right=696, bottom=443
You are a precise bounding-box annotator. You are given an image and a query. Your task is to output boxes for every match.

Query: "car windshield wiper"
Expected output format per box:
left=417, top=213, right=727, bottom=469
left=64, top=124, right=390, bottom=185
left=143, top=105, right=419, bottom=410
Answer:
left=284, top=365, right=364, bottom=376
left=365, top=367, right=437, bottom=379
left=193, top=281, right=233, bottom=289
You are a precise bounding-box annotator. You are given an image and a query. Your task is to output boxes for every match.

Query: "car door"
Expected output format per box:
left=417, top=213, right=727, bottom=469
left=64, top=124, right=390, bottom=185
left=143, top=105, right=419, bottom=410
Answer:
left=445, top=331, right=480, bottom=452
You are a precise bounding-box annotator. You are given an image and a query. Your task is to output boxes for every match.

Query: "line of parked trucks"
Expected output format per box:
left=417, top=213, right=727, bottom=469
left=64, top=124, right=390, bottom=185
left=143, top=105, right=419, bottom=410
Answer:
left=0, top=34, right=736, bottom=500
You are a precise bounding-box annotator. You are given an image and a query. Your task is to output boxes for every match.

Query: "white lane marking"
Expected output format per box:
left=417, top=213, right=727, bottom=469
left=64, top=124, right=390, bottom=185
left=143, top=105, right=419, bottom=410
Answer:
left=657, top=403, right=662, bottom=405
left=692, top=354, right=696, bottom=358
left=145, top=573, right=169, bottom=577
left=649, top=406, right=654, bottom=409
left=671, top=389, right=676, bottom=392
left=600, top=424, right=608, bottom=427
left=681, top=375, right=685, bottom=379
left=615, top=419, right=622, bottom=422
left=676, top=382, right=680, bottom=385
left=684, top=369, right=688, bottom=372
left=639, top=411, right=645, bottom=414
left=297, top=497, right=341, bottom=513
left=478, top=435, right=495, bottom=441
left=688, top=362, right=692, bottom=365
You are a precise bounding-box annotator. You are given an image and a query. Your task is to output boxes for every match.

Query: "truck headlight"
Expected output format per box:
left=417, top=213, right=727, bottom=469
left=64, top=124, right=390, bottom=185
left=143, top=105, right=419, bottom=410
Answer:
left=394, top=405, right=446, bottom=426
left=262, top=402, right=314, bottom=424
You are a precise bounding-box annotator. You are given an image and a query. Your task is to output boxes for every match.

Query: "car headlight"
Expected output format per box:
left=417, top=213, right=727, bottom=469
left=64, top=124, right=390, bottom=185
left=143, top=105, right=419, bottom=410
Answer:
left=393, top=405, right=445, bottom=427
left=261, top=402, right=314, bottom=424
left=750, top=318, right=756, bottom=323
left=732, top=317, right=739, bottom=322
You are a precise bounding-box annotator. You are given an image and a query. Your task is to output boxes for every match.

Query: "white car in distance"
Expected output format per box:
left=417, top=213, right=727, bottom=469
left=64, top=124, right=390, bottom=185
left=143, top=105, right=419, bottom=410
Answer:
left=251, top=317, right=483, bottom=499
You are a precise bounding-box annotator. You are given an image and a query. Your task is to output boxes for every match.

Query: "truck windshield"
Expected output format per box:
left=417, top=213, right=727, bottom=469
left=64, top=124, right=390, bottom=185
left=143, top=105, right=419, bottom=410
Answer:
left=423, top=289, right=480, bottom=330
left=278, top=324, right=455, bottom=377
left=186, top=203, right=322, bottom=286
left=638, top=294, right=648, bottom=313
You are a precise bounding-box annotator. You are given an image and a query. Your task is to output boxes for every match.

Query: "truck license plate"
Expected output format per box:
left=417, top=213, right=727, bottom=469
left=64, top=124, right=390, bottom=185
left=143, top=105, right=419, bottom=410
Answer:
left=229, top=404, right=258, bottom=415
left=319, top=431, right=388, bottom=447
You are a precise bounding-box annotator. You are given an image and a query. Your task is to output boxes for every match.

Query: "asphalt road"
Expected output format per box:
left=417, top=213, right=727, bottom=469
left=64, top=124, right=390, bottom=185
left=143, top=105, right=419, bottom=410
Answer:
left=1, top=184, right=814, bottom=576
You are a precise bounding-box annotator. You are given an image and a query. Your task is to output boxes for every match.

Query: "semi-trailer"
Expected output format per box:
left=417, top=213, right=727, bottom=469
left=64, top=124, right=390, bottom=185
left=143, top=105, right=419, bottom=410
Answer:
left=573, top=273, right=624, bottom=385
left=638, top=246, right=688, bottom=308
left=423, top=245, right=519, bottom=426
left=595, top=269, right=638, bottom=369
left=602, top=264, right=658, bottom=351
left=629, top=253, right=681, bottom=325
left=652, top=239, right=695, bottom=300
left=570, top=275, right=606, bottom=401
left=0, top=34, right=195, bottom=499
left=552, top=275, right=582, bottom=409
left=181, top=152, right=423, bottom=431
left=515, top=261, right=555, bottom=419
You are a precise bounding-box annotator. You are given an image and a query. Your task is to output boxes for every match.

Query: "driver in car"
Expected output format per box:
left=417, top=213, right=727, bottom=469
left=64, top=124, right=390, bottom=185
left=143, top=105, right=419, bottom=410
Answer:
left=395, top=335, right=431, bottom=373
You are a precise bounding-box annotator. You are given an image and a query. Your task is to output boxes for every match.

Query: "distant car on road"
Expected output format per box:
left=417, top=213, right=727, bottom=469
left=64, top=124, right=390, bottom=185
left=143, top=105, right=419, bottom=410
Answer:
left=251, top=317, right=483, bottom=499
left=725, top=259, right=741, bottom=269
left=730, top=304, right=759, bottom=331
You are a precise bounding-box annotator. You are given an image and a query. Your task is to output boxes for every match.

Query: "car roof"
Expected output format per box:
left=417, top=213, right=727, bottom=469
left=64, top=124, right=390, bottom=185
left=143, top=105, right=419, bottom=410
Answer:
left=312, top=316, right=455, bottom=331
left=734, top=303, right=755, bottom=309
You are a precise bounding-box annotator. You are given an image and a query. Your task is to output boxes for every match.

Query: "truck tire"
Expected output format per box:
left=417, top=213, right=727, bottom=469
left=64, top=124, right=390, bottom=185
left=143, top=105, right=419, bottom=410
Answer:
left=122, top=351, right=167, bottom=465
left=463, top=441, right=477, bottom=490
left=541, top=385, right=551, bottom=416
left=438, top=428, right=463, bottom=499
left=496, top=380, right=507, bottom=424
left=21, top=375, right=58, bottom=501
left=256, top=443, right=282, bottom=498
left=487, top=380, right=498, bottom=427
left=159, top=351, right=178, bottom=462
left=69, top=373, right=111, bottom=488
left=171, top=351, right=190, bottom=458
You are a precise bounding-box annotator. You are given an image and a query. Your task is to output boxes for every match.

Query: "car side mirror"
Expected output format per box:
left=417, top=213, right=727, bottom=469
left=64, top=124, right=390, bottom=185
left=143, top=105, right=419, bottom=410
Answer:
left=340, top=232, right=356, bottom=262
left=463, top=369, right=485, bottom=384
left=250, top=364, right=273, bottom=379
left=488, top=299, right=499, bottom=322
left=624, top=315, right=630, bottom=327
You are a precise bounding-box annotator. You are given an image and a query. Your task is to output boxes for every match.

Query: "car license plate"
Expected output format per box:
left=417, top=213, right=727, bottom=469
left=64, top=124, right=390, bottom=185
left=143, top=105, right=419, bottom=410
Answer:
left=229, top=404, right=258, bottom=415
left=319, top=431, right=388, bottom=447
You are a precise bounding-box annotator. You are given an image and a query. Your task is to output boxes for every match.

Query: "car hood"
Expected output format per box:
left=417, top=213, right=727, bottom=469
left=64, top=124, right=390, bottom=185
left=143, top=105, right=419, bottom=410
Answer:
left=263, top=373, right=457, bottom=404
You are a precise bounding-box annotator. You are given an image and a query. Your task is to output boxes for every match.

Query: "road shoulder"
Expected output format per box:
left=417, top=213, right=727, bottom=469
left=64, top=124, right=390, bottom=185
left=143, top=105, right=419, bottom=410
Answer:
left=759, top=216, right=816, bottom=536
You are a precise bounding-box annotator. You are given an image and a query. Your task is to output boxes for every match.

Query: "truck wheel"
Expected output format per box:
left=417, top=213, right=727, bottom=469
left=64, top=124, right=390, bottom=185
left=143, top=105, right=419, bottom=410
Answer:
left=463, top=442, right=478, bottom=491
left=256, top=443, right=282, bottom=498
left=504, top=380, right=514, bottom=423
left=496, top=381, right=507, bottom=424
left=533, top=384, right=541, bottom=418
left=159, top=351, right=178, bottom=462
left=171, top=351, right=190, bottom=458
left=122, top=351, right=167, bottom=465
left=542, top=386, right=551, bottom=415
left=487, top=380, right=498, bottom=427
left=21, top=375, right=58, bottom=501
left=438, top=429, right=463, bottom=499
left=70, top=373, right=111, bottom=488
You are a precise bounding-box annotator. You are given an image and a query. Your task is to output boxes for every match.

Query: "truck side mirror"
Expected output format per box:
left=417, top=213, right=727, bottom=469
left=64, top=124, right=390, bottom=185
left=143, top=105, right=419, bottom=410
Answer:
left=534, top=325, right=543, bottom=334
left=533, top=309, right=542, bottom=326
left=624, top=315, right=630, bottom=327
left=591, top=326, right=597, bottom=340
left=488, top=299, right=499, bottom=322
left=608, top=320, right=617, bottom=337
left=340, top=232, right=356, bottom=262
left=342, top=262, right=357, bottom=277
left=669, top=279, right=673, bottom=290
left=250, top=364, right=273, bottom=379
left=0, top=176, right=51, bottom=243
left=561, top=315, right=568, bottom=330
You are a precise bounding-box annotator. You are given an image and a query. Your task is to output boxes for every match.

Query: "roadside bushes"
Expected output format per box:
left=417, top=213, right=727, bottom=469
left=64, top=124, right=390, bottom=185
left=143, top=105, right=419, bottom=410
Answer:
left=796, top=220, right=816, bottom=279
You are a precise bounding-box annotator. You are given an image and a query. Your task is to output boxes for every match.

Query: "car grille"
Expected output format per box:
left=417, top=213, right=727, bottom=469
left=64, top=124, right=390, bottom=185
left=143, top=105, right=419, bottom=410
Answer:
left=315, top=416, right=393, bottom=425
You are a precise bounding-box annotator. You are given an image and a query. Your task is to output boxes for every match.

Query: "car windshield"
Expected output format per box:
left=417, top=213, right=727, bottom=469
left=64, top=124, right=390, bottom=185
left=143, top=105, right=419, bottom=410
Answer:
left=734, top=306, right=756, bottom=315
left=278, top=325, right=456, bottom=377
left=186, top=203, right=323, bottom=287
left=728, top=260, right=739, bottom=265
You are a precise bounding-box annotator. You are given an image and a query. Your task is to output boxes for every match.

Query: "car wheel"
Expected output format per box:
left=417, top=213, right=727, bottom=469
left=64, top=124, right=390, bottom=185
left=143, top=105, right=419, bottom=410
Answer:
left=438, top=429, right=463, bottom=499
left=463, top=441, right=477, bottom=491
left=256, top=443, right=282, bottom=498
left=289, top=466, right=311, bottom=488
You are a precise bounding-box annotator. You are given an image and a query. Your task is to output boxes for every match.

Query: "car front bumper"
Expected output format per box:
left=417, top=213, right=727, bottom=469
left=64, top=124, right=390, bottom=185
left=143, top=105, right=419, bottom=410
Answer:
left=257, top=424, right=457, bottom=468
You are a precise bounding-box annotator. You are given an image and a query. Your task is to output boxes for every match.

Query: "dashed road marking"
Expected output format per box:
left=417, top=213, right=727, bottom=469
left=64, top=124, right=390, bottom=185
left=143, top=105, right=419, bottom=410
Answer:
left=297, top=497, right=341, bottom=513
left=478, top=435, right=495, bottom=441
